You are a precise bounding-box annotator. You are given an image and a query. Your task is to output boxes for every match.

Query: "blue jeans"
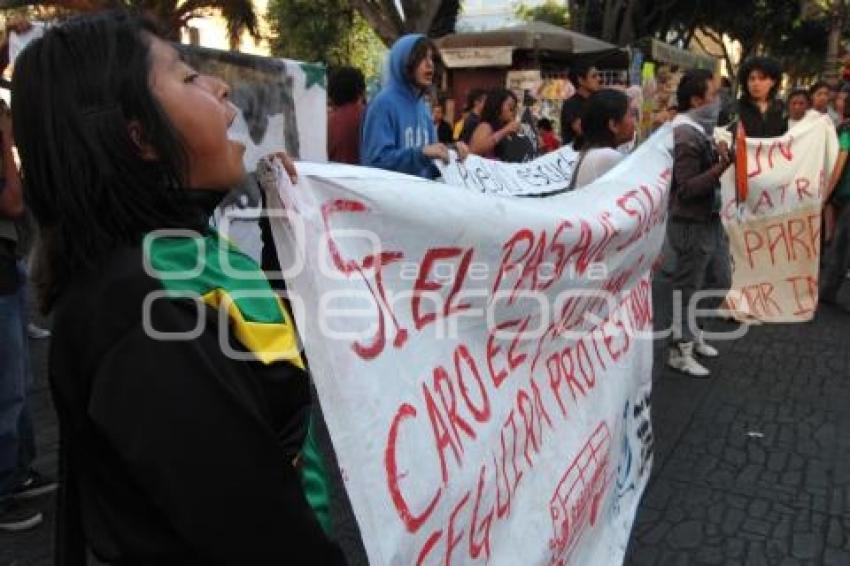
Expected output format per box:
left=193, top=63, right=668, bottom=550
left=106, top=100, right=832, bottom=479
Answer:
left=0, top=260, right=35, bottom=498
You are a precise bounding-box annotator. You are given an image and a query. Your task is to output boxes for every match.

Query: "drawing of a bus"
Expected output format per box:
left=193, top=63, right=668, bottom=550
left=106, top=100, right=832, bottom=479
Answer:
left=548, top=422, right=612, bottom=564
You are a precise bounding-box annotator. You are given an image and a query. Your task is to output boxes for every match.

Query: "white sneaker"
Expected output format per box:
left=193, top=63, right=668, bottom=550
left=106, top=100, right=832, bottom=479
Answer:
left=0, top=500, right=43, bottom=532
left=668, top=342, right=710, bottom=377
left=27, top=323, right=51, bottom=339
left=694, top=331, right=719, bottom=358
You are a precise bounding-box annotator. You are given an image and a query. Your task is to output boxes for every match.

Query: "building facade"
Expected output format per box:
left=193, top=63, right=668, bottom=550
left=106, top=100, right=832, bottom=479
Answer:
left=457, top=0, right=548, bottom=32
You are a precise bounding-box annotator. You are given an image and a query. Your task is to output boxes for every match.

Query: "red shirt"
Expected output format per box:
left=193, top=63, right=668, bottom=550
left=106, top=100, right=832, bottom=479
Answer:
left=328, top=102, right=364, bottom=164
left=540, top=131, right=561, bottom=153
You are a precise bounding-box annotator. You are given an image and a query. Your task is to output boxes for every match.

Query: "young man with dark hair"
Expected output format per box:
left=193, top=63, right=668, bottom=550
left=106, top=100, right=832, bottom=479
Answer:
left=787, top=88, right=812, bottom=129
left=457, top=88, right=486, bottom=144
left=432, top=97, right=453, bottom=143
left=560, top=62, right=601, bottom=147
left=810, top=80, right=832, bottom=115
left=360, top=35, right=468, bottom=177
left=666, top=69, right=733, bottom=377
left=327, top=66, right=366, bottom=164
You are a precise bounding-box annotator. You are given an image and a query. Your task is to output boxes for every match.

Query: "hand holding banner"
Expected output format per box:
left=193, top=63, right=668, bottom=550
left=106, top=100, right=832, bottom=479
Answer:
left=264, top=128, right=676, bottom=565
left=719, top=113, right=839, bottom=322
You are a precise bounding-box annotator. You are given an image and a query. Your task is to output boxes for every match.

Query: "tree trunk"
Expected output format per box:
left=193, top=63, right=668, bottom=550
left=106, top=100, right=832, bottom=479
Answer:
left=349, top=0, right=405, bottom=46
left=601, top=0, right=623, bottom=43
left=694, top=27, right=737, bottom=88
left=578, top=0, right=589, bottom=33
left=350, top=0, right=446, bottom=46
left=428, top=0, right=460, bottom=38
left=400, top=0, right=441, bottom=34
left=617, top=0, right=637, bottom=45
left=824, top=16, right=844, bottom=81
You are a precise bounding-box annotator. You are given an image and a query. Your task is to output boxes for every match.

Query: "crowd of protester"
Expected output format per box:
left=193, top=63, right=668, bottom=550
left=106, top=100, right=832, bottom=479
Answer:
left=1, top=12, right=850, bottom=566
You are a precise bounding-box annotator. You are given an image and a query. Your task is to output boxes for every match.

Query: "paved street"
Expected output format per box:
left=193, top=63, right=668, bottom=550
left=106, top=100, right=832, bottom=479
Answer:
left=625, top=281, right=850, bottom=566
left=4, top=279, right=850, bottom=565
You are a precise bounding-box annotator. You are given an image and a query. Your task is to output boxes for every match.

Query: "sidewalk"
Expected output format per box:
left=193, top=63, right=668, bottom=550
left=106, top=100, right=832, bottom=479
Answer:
left=625, top=281, right=850, bottom=565
left=3, top=281, right=850, bottom=565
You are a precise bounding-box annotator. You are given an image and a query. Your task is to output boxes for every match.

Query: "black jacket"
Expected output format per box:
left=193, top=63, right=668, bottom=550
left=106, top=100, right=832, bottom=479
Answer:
left=51, top=239, right=345, bottom=565
left=458, top=112, right=480, bottom=144
left=670, top=122, right=722, bottom=222
left=559, top=93, right=588, bottom=146
left=733, top=99, right=787, bottom=138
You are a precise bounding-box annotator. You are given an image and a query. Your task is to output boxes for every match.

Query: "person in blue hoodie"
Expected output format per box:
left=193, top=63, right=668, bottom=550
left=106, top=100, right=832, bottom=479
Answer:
left=360, top=34, right=467, bottom=178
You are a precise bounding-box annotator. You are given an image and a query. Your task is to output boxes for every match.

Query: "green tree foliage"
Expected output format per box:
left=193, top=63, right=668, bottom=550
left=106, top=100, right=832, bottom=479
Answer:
left=565, top=0, right=830, bottom=84
left=571, top=0, right=695, bottom=45
left=799, top=0, right=850, bottom=79
left=690, top=0, right=828, bottom=83
left=267, top=0, right=385, bottom=78
left=773, top=19, right=829, bottom=83
left=515, top=0, right=569, bottom=27
left=0, top=0, right=258, bottom=45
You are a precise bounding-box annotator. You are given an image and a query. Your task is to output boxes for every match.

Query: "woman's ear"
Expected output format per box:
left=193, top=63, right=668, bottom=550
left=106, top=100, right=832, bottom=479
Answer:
left=608, top=118, right=618, bottom=134
left=127, top=120, right=158, bottom=160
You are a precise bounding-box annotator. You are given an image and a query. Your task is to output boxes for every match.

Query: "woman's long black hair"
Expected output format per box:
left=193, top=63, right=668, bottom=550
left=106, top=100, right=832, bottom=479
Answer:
left=12, top=11, right=192, bottom=311
left=480, top=88, right=517, bottom=131
left=580, top=89, right=629, bottom=150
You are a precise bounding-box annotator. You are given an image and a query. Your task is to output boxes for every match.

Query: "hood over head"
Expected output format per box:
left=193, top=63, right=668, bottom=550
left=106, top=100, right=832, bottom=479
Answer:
left=386, top=33, right=429, bottom=98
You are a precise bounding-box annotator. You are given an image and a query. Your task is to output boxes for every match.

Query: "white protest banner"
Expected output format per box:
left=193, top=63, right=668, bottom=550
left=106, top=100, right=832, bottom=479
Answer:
left=507, top=69, right=543, bottom=96
left=181, top=45, right=328, bottom=165
left=718, top=113, right=838, bottom=322
left=437, top=131, right=654, bottom=200
left=437, top=144, right=581, bottom=197
left=264, top=127, right=675, bottom=565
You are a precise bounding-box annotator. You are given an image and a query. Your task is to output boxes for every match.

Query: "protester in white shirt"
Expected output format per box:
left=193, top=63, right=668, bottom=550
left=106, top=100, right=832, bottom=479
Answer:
left=571, top=89, right=636, bottom=190
left=786, top=89, right=812, bottom=130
